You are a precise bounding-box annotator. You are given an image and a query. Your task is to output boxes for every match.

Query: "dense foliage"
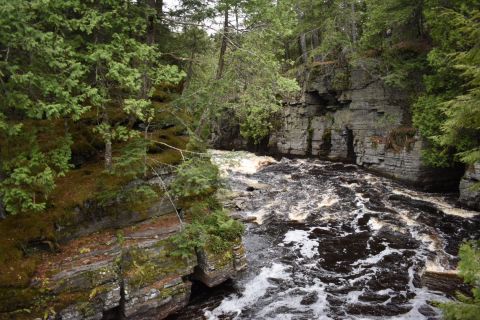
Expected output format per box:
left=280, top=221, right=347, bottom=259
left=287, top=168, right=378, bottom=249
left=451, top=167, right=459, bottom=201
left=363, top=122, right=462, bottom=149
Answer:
left=170, top=153, right=244, bottom=258
left=414, top=2, right=480, bottom=167
left=170, top=157, right=221, bottom=199
left=0, top=0, right=185, bottom=215
left=439, top=241, right=480, bottom=319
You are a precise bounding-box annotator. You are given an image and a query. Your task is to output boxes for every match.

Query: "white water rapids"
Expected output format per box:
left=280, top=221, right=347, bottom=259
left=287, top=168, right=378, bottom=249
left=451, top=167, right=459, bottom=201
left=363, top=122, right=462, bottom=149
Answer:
left=170, top=150, right=480, bottom=320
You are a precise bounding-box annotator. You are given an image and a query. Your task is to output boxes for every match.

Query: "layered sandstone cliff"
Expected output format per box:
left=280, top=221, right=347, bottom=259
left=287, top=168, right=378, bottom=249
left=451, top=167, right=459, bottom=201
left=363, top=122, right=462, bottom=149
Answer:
left=0, top=193, right=247, bottom=320
left=217, top=63, right=477, bottom=205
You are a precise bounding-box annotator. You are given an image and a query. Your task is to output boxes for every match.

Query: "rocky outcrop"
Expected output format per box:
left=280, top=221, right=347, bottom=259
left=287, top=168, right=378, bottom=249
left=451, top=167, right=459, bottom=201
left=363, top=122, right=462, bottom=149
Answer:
left=194, top=240, right=247, bottom=287
left=271, top=64, right=463, bottom=190
left=459, top=163, right=480, bottom=210
left=421, top=269, right=471, bottom=298
left=217, top=62, right=464, bottom=192
left=0, top=197, right=247, bottom=320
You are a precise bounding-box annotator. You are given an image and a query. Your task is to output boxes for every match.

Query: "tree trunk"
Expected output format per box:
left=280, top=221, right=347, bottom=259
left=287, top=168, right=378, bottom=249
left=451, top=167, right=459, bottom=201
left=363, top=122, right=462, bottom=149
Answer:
left=144, top=126, right=149, bottom=178
left=351, top=2, right=357, bottom=46
left=105, top=139, right=112, bottom=171
left=216, top=7, right=229, bottom=80
left=147, top=0, right=156, bottom=45
left=0, top=171, right=5, bottom=219
left=235, top=4, right=239, bottom=33
left=0, top=200, right=5, bottom=220
left=300, top=33, right=308, bottom=64
left=312, top=29, right=320, bottom=61
left=183, top=32, right=197, bottom=93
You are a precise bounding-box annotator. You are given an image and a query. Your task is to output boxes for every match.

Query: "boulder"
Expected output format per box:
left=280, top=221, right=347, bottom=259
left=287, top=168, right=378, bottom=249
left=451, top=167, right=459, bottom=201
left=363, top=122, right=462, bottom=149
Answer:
left=459, top=163, right=480, bottom=210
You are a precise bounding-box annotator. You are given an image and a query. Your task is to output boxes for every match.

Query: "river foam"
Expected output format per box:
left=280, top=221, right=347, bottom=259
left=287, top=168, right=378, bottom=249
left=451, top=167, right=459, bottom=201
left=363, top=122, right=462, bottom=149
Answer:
left=171, top=151, right=480, bottom=320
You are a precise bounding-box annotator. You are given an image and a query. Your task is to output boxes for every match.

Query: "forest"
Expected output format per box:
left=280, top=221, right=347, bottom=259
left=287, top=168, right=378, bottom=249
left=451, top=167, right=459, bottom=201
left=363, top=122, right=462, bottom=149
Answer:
left=0, top=0, right=479, bottom=319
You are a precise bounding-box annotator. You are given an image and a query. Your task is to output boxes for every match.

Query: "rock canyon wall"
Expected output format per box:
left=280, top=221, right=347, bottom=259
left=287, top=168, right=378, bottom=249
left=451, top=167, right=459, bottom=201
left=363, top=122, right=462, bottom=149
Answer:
left=216, top=63, right=478, bottom=208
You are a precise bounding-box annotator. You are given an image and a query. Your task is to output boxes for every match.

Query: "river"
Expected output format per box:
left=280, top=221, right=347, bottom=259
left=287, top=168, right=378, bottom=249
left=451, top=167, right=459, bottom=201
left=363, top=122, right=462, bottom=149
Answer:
left=168, top=150, right=480, bottom=320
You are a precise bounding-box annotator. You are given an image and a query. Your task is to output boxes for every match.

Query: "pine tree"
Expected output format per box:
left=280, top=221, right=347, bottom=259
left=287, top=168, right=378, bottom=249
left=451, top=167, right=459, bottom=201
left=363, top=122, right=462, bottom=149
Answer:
left=0, top=0, right=185, bottom=215
left=439, top=241, right=480, bottom=319
left=413, top=1, right=480, bottom=167
left=0, top=0, right=90, bottom=214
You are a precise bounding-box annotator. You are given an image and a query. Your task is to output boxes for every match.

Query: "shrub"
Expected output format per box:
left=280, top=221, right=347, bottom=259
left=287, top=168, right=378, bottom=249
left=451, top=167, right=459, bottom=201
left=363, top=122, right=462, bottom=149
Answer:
left=170, top=157, right=221, bottom=200
left=170, top=209, right=244, bottom=258
left=438, top=241, right=480, bottom=319
left=385, top=127, right=417, bottom=152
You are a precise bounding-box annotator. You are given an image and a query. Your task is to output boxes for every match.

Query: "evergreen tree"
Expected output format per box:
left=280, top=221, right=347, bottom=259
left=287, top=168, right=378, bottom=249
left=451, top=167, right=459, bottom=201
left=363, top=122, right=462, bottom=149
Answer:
left=175, top=0, right=300, bottom=143
left=0, top=0, right=90, bottom=214
left=0, top=0, right=184, bottom=215
left=413, top=1, right=480, bottom=167
left=439, top=241, right=480, bottom=319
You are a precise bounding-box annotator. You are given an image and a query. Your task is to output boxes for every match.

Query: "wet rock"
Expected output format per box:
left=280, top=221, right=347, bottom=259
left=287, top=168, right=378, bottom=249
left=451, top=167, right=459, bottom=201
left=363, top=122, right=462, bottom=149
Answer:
left=326, top=294, right=344, bottom=306
left=367, top=268, right=410, bottom=292
left=459, top=163, right=480, bottom=210
left=421, top=270, right=471, bottom=297
left=390, top=291, right=416, bottom=304
left=358, top=291, right=390, bottom=303
left=230, top=213, right=257, bottom=223
left=193, top=241, right=247, bottom=287
left=347, top=303, right=412, bottom=317
left=389, top=194, right=442, bottom=215
left=124, top=278, right=192, bottom=320
left=169, top=150, right=480, bottom=319
left=300, top=292, right=319, bottom=305
left=418, top=304, right=438, bottom=317
left=310, top=227, right=335, bottom=237
left=357, top=213, right=372, bottom=228
left=376, top=229, right=420, bottom=250
left=317, top=232, right=370, bottom=272
left=244, top=181, right=269, bottom=191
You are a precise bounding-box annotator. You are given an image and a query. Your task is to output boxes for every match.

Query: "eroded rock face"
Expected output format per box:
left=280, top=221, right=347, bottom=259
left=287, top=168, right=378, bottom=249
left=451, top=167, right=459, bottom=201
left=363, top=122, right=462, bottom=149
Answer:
left=0, top=211, right=246, bottom=320
left=216, top=63, right=468, bottom=198
left=459, top=163, right=480, bottom=210
left=270, top=65, right=463, bottom=191
left=193, top=241, right=247, bottom=288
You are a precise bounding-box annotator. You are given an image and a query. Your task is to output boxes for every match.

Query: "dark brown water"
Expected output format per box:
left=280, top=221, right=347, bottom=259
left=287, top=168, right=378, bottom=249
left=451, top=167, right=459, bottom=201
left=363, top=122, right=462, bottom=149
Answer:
left=168, top=151, right=480, bottom=320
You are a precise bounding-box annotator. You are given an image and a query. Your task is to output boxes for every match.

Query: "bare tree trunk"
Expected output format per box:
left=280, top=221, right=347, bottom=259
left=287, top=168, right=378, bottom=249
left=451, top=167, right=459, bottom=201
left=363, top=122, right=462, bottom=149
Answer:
left=312, top=29, right=320, bottom=62
left=155, top=0, right=163, bottom=17
left=0, top=171, right=5, bottom=219
left=351, top=2, right=357, bottom=46
left=105, top=138, right=112, bottom=171
left=216, top=7, right=229, bottom=80
left=0, top=200, right=5, bottom=220
left=285, top=41, right=290, bottom=61
left=300, top=33, right=308, bottom=64
left=147, top=0, right=156, bottom=45
left=312, top=29, right=319, bottom=48
left=144, top=125, right=149, bottom=178
left=183, top=32, right=197, bottom=93
left=194, top=110, right=209, bottom=137
left=235, top=4, right=239, bottom=33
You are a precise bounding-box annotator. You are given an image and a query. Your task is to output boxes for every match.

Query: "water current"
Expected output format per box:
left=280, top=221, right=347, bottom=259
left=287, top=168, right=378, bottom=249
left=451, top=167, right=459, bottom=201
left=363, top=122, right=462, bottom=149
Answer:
left=169, top=150, right=480, bottom=320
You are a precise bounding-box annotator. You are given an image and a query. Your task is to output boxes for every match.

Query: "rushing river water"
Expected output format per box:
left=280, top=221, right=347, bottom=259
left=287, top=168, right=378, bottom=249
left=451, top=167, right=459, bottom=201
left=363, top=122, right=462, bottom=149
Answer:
left=169, top=150, right=480, bottom=320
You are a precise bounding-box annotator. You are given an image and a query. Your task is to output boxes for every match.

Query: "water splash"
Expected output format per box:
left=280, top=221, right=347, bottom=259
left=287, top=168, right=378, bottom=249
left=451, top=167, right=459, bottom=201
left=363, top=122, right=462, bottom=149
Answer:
left=172, top=151, right=480, bottom=320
